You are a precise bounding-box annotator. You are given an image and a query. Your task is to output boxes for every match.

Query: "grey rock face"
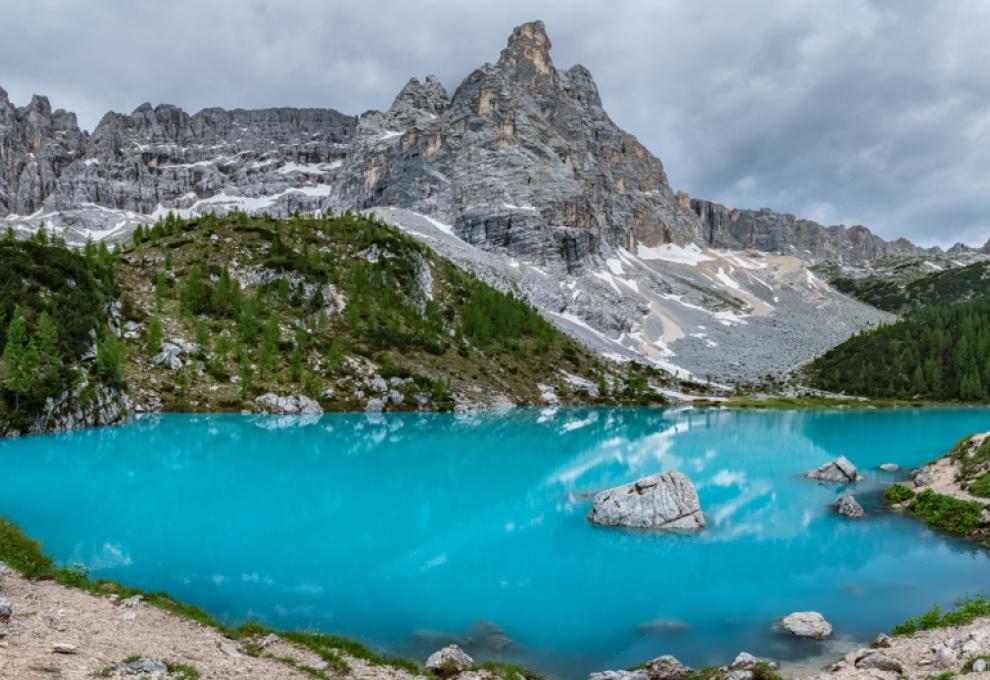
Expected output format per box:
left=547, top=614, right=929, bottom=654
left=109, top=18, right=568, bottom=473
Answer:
left=1, top=87, right=355, bottom=240
left=802, top=456, right=863, bottom=483
left=832, top=493, right=865, bottom=518
left=688, top=196, right=936, bottom=264
left=776, top=611, right=832, bottom=639
left=0, top=596, right=11, bottom=622
left=330, top=21, right=701, bottom=271
left=24, top=378, right=130, bottom=435
left=588, top=472, right=705, bottom=530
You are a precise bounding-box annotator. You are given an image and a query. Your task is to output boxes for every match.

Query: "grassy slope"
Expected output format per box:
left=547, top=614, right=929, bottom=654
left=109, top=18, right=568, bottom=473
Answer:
left=118, top=211, right=667, bottom=413
left=885, top=435, right=990, bottom=544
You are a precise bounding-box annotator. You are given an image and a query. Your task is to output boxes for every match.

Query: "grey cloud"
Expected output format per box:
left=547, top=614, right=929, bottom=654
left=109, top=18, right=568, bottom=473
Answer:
left=1, top=0, right=987, bottom=247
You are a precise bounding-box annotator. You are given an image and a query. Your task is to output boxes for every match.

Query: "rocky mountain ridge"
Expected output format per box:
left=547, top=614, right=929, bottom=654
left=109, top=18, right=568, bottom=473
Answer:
left=3, top=21, right=979, bottom=265
left=0, top=20, right=978, bottom=380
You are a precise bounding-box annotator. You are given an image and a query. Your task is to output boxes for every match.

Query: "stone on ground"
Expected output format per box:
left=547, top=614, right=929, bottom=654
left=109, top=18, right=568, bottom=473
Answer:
left=425, top=644, right=474, bottom=674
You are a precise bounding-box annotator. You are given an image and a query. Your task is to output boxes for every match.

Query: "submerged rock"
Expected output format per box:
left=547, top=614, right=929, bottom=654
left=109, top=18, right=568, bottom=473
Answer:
left=878, top=463, right=900, bottom=472
left=832, top=494, right=865, bottom=518
left=588, top=472, right=705, bottom=530
left=589, top=655, right=693, bottom=680
left=637, top=618, right=692, bottom=635
left=776, top=611, right=832, bottom=639
left=425, top=644, right=474, bottom=674
left=802, top=456, right=863, bottom=483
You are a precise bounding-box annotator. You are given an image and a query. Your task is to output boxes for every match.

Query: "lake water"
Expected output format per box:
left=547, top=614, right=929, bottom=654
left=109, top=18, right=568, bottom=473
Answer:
left=2, top=407, right=990, bottom=678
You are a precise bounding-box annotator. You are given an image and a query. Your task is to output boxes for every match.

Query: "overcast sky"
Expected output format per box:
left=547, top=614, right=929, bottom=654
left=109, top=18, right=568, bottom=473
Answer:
left=2, top=0, right=988, bottom=247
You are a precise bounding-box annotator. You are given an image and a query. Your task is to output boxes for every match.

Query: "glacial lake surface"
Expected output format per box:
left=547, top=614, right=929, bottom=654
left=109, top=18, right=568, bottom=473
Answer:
left=2, top=407, right=990, bottom=677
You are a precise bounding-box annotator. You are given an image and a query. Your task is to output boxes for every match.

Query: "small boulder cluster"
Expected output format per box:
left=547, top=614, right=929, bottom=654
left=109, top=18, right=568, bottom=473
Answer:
left=590, top=652, right=778, bottom=680
left=803, top=456, right=867, bottom=519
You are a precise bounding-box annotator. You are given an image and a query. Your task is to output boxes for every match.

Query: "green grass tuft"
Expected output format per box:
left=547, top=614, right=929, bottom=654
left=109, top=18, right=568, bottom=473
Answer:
left=892, top=595, right=990, bottom=636
left=884, top=483, right=916, bottom=504
left=907, top=489, right=986, bottom=537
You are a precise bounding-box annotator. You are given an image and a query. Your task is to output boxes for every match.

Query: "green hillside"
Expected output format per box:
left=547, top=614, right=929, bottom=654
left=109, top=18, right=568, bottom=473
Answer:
left=0, top=229, right=124, bottom=433
left=830, top=260, right=990, bottom=313
left=808, top=295, right=990, bottom=401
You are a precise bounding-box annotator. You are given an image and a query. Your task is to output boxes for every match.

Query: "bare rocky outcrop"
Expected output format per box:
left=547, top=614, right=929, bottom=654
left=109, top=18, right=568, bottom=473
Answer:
left=802, top=456, right=863, bottom=483
left=254, top=393, right=323, bottom=415
left=587, top=472, right=705, bottom=530
left=832, top=494, right=865, bottom=518
left=24, top=378, right=130, bottom=435
left=687, top=197, right=936, bottom=264
left=424, top=644, right=474, bottom=674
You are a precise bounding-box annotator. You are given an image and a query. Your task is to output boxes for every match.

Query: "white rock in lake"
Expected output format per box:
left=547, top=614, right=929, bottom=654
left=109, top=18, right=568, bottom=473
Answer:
left=802, top=456, right=863, bottom=483
left=587, top=472, right=705, bottom=530
left=776, top=611, right=832, bottom=639
left=255, top=393, right=323, bottom=415
left=832, top=494, right=865, bottom=518
left=879, top=463, right=900, bottom=472
left=425, top=644, right=474, bottom=674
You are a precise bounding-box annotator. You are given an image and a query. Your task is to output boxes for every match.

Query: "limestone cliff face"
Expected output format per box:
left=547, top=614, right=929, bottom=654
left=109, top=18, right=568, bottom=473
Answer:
left=0, top=86, right=356, bottom=221
left=330, top=21, right=702, bottom=270
left=687, top=196, right=933, bottom=262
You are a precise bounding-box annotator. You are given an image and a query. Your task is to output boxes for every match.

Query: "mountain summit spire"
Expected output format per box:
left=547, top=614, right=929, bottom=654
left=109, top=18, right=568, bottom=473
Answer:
left=497, top=20, right=556, bottom=83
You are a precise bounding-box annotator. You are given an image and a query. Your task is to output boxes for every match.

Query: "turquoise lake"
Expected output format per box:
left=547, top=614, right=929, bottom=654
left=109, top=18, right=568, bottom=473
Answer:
left=2, top=407, right=990, bottom=677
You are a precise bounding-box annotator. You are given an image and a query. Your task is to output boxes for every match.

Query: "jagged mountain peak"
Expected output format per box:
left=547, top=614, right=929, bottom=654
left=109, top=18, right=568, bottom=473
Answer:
left=496, top=20, right=556, bottom=85
left=388, top=75, right=449, bottom=119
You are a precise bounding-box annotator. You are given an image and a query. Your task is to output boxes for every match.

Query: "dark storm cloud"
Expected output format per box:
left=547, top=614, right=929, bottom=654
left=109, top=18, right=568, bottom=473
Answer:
left=2, top=0, right=987, bottom=247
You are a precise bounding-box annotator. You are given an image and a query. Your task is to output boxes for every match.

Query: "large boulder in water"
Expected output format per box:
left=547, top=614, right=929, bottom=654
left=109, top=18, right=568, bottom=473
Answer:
left=776, top=611, right=833, bottom=639
left=802, top=456, right=862, bottom=483
left=588, top=472, right=705, bottom=530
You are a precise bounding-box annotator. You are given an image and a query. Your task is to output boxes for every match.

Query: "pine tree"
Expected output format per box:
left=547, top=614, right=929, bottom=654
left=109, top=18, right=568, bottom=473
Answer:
left=290, top=346, right=303, bottom=383
left=911, top=363, right=928, bottom=396
left=259, top=316, right=280, bottom=377
left=238, top=351, right=254, bottom=398
left=154, top=272, right=167, bottom=312
left=95, top=333, right=126, bottom=386
left=3, top=307, right=38, bottom=407
left=146, top=316, right=164, bottom=357
left=34, top=310, right=60, bottom=369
